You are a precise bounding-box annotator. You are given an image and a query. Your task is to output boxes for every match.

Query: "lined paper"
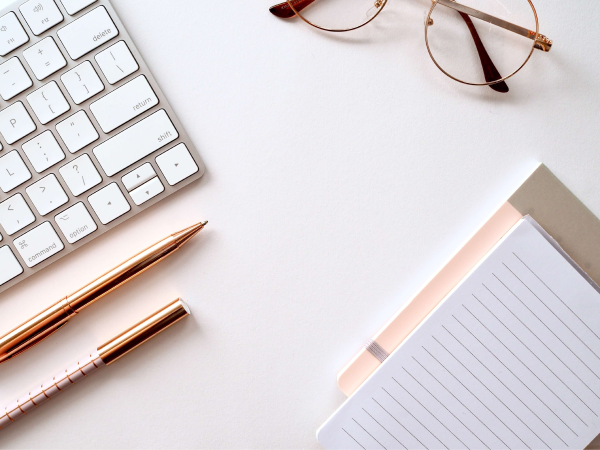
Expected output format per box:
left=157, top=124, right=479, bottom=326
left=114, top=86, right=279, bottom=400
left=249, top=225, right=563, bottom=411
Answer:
left=318, top=218, right=600, bottom=450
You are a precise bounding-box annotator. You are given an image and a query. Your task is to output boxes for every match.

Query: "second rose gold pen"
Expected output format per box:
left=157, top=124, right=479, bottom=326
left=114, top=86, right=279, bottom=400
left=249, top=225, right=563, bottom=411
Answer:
left=0, top=221, right=207, bottom=364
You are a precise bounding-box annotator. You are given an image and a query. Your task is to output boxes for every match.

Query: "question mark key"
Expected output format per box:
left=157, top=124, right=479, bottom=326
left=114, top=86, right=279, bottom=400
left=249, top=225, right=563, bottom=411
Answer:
left=58, top=153, right=102, bottom=196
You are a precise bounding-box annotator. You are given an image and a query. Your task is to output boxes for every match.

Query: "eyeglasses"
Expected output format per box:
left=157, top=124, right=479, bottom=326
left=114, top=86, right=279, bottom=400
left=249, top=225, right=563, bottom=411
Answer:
left=269, top=0, right=553, bottom=93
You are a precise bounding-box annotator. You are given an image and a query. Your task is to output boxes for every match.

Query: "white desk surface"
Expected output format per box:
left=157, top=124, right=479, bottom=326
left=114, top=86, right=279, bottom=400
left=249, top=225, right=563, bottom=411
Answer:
left=0, top=0, right=599, bottom=448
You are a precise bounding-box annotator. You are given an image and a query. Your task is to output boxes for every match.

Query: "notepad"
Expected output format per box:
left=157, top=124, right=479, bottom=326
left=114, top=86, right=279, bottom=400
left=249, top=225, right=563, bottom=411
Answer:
left=318, top=217, right=600, bottom=450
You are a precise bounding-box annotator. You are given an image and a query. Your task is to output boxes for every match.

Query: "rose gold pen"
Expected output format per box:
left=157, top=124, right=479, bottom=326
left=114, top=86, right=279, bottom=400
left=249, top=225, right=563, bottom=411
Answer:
left=0, top=298, right=190, bottom=430
left=0, top=221, right=207, bottom=364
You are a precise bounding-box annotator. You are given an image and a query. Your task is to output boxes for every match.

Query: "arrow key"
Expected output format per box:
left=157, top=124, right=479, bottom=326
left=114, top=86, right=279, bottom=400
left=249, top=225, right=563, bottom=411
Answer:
left=155, top=143, right=198, bottom=186
left=88, top=182, right=130, bottom=224
left=129, top=176, right=164, bottom=206
left=122, top=162, right=156, bottom=191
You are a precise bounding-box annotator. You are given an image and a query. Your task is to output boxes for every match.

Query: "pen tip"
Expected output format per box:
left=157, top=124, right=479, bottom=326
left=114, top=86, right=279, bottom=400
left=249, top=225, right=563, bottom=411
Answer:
left=173, top=221, right=208, bottom=247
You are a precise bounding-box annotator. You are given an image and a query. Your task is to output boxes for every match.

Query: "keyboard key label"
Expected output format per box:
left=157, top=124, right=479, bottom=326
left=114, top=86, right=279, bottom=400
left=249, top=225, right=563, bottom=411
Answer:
left=57, top=6, right=118, bottom=60
left=95, top=40, right=138, bottom=84
left=0, top=102, right=37, bottom=144
left=23, top=36, right=67, bottom=80
left=25, top=173, right=69, bottom=216
left=0, top=13, right=29, bottom=56
left=0, top=193, right=35, bottom=235
left=93, top=109, right=178, bottom=176
left=156, top=143, right=199, bottom=186
left=56, top=110, right=99, bottom=153
left=55, top=202, right=97, bottom=243
left=0, top=150, right=32, bottom=192
left=90, top=75, right=158, bottom=132
left=27, top=81, right=70, bottom=124
left=87, top=182, right=130, bottom=224
left=0, top=58, right=33, bottom=101
left=20, top=0, right=64, bottom=36
left=22, top=130, right=66, bottom=173
left=14, top=221, right=64, bottom=267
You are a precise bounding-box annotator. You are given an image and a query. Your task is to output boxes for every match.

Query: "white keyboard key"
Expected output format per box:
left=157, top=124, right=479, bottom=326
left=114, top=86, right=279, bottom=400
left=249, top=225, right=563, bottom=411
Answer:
left=0, top=193, right=35, bottom=235
left=0, top=101, right=36, bottom=144
left=87, top=182, right=129, bottom=224
left=22, top=130, right=65, bottom=173
left=58, top=152, right=101, bottom=196
left=27, top=81, right=70, bottom=124
left=156, top=143, right=199, bottom=186
left=122, top=162, right=156, bottom=191
left=55, top=201, right=96, bottom=243
left=94, top=109, right=178, bottom=176
left=55, top=110, right=98, bottom=153
left=25, top=173, right=68, bottom=215
left=0, top=246, right=23, bottom=285
left=95, top=40, right=138, bottom=84
left=0, top=57, right=32, bottom=100
left=0, top=13, right=29, bottom=56
left=23, top=37, right=67, bottom=80
left=129, top=176, right=164, bottom=206
left=14, top=221, right=64, bottom=267
left=59, top=0, right=96, bottom=15
left=60, top=60, right=104, bottom=104
left=90, top=75, right=158, bottom=133
left=20, top=0, right=63, bottom=36
left=0, top=150, right=32, bottom=192
left=57, top=6, right=118, bottom=60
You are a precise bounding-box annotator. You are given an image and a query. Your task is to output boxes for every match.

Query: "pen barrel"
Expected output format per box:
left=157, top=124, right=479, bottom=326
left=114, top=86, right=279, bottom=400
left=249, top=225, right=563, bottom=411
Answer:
left=66, top=238, right=179, bottom=313
left=0, top=299, right=74, bottom=363
left=0, top=352, right=105, bottom=430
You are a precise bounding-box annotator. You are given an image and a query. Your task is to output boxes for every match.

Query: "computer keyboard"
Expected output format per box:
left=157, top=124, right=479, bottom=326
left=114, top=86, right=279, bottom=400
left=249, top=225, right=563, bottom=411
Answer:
left=0, top=0, right=205, bottom=294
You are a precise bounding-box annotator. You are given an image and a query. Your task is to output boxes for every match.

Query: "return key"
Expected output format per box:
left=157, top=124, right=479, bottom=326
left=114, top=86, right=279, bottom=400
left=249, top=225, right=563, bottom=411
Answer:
left=90, top=75, right=159, bottom=133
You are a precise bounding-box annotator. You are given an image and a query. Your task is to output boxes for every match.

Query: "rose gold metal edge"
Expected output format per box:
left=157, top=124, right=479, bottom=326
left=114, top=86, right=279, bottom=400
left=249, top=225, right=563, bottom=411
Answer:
left=0, top=222, right=206, bottom=364
left=286, top=0, right=388, bottom=32
left=424, top=0, right=540, bottom=87
left=97, top=298, right=190, bottom=365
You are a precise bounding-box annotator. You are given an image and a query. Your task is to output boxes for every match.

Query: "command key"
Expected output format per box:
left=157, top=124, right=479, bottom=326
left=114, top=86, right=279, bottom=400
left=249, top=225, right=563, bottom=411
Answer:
left=14, top=222, right=64, bottom=268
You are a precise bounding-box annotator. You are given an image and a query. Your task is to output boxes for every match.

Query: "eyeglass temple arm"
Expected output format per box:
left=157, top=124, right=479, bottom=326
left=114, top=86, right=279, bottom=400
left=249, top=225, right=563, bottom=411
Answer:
left=270, top=0, right=315, bottom=19
left=436, top=0, right=552, bottom=52
left=457, top=12, right=508, bottom=92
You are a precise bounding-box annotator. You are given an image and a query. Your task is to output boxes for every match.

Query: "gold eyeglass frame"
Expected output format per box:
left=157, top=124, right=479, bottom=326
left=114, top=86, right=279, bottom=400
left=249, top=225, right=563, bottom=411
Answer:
left=276, top=0, right=553, bottom=88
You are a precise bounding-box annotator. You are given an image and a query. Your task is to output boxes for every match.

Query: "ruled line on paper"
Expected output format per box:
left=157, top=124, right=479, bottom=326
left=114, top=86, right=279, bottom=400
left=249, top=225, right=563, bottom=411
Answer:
left=362, top=408, right=407, bottom=450
left=319, top=220, right=600, bottom=450
left=440, top=321, right=570, bottom=444
left=421, top=346, right=531, bottom=450
left=401, top=367, right=491, bottom=450
left=343, top=428, right=366, bottom=450
left=465, top=299, right=586, bottom=430
left=503, top=261, right=600, bottom=361
left=382, top=387, right=448, bottom=450
left=513, top=252, right=600, bottom=343
left=392, top=377, right=470, bottom=449
left=492, top=273, right=600, bottom=383
left=473, top=294, right=595, bottom=427
left=433, top=331, right=552, bottom=449
left=372, top=397, right=428, bottom=449
left=482, top=283, right=600, bottom=410
left=353, top=417, right=388, bottom=450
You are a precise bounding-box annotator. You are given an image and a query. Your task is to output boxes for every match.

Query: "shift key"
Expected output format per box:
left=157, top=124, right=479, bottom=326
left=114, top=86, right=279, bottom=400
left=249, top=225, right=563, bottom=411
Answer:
left=93, top=109, right=178, bottom=176
left=14, top=222, right=64, bottom=268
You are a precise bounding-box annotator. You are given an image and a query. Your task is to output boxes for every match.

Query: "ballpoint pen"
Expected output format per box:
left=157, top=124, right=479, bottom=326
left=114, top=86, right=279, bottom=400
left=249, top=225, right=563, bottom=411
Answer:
left=0, top=221, right=207, bottom=364
left=0, top=298, right=190, bottom=430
